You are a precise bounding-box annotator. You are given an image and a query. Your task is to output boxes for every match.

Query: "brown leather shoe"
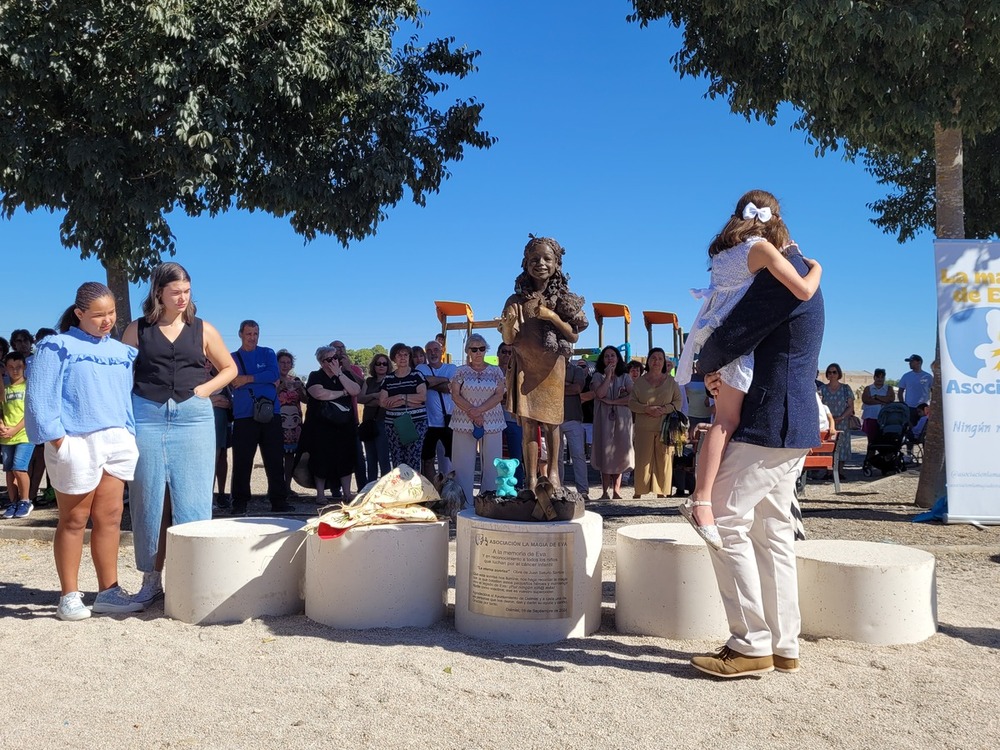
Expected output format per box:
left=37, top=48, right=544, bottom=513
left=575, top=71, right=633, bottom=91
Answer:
left=773, top=655, right=800, bottom=673
left=690, top=646, right=774, bottom=678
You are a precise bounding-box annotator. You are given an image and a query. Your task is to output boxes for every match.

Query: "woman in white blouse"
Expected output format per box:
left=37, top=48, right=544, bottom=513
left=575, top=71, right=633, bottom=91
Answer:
left=449, top=334, right=507, bottom=504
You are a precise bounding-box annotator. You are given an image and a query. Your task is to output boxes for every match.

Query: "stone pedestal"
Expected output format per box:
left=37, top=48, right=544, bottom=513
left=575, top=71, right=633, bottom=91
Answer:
left=615, top=522, right=728, bottom=640
left=796, top=539, right=937, bottom=645
left=305, top=521, right=448, bottom=629
left=454, top=510, right=602, bottom=644
left=165, top=518, right=305, bottom=625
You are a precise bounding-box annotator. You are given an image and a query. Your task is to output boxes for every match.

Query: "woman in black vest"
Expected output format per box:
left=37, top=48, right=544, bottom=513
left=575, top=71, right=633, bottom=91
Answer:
left=122, top=263, right=236, bottom=608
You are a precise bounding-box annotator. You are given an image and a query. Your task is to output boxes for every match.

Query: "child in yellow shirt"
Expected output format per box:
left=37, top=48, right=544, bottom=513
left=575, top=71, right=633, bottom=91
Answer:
left=1, top=352, right=32, bottom=519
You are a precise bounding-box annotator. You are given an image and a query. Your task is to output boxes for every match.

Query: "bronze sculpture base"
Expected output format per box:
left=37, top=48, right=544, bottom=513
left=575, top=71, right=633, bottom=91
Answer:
left=474, top=479, right=585, bottom=522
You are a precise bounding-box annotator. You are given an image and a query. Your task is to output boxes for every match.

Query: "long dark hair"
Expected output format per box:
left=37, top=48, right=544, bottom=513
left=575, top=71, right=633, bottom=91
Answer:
left=708, top=189, right=791, bottom=258
left=645, top=347, right=669, bottom=374
left=57, top=282, right=114, bottom=333
left=143, top=262, right=196, bottom=324
left=595, top=345, right=625, bottom=376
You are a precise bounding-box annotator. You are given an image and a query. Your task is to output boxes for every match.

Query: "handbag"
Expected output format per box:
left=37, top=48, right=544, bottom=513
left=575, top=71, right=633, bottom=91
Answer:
left=358, top=419, right=378, bottom=441
left=250, top=390, right=274, bottom=423
left=320, top=399, right=352, bottom=425
left=393, top=411, right=420, bottom=446
left=236, top=351, right=275, bottom=424
left=660, top=410, right=690, bottom=451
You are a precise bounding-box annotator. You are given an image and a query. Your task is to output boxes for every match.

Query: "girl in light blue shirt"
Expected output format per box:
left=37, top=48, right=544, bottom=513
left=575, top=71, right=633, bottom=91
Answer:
left=25, top=282, right=144, bottom=622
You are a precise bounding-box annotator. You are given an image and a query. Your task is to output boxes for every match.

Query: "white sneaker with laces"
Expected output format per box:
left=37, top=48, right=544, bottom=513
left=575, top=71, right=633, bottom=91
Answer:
left=57, top=592, right=91, bottom=621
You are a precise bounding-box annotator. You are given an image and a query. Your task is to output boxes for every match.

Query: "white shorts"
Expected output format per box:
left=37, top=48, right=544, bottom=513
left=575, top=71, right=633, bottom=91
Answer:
left=43, top=428, right=139, bottom=495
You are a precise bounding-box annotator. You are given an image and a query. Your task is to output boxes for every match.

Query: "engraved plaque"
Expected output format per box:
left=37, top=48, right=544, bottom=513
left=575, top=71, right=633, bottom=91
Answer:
left=468, top=528, right=574, bottom=619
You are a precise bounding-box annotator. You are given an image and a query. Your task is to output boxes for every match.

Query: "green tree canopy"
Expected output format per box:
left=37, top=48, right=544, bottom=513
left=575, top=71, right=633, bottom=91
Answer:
left=347, top=344, right=388, bottom=373
left=628, top=1, right=1000, bottom=157
left=866, top=132, right=1000, bottom=242
left=0, top=0, right=494, bottom=320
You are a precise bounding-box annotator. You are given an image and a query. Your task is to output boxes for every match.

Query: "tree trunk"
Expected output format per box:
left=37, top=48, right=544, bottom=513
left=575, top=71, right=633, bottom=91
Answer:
left=104, top=256, right=132, bottom=340
left=916, top=125, right=964, bottom=508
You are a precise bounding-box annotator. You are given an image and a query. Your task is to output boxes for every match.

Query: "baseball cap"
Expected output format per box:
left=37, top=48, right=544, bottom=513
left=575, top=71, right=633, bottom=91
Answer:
left=904, top=354, right=922, bottom=362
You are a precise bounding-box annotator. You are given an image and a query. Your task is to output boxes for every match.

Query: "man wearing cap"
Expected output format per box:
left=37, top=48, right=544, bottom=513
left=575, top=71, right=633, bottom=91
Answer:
left=898, top=355, right=933, bottom=426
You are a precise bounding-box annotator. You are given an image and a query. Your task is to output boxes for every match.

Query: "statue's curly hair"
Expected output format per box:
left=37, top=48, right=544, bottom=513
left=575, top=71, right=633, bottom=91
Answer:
left=513, top=235, right=572, bottom=307
left=513, top=234, right=587, bottom=356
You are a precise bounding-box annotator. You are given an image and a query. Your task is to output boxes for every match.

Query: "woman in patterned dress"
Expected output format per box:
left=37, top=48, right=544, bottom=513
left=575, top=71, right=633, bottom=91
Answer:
left=591, top=346, right=634, bottom=499
left=820, top=362, right=854, bottom=479
left=276, top=349, right=307, bottom=495
left=449, top=334, right=507, bottom=504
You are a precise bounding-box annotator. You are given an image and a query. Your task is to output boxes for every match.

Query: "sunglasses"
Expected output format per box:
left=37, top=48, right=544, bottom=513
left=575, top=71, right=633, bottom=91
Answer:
left=468, top=346, right=486, bottom=353
left=322, top=357, right=337, bottom=363
left=826, top=371, right=839, bottom=376
left=375, top=361, right=389, bottom=366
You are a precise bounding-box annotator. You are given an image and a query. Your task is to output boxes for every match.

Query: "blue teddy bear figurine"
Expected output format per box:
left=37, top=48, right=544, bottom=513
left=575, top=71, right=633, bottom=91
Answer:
left=494, top=457, right=520, bottom=497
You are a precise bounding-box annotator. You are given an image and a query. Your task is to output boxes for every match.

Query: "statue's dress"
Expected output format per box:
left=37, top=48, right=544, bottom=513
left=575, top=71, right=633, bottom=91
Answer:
left=503, top=293, right=585, bottom=426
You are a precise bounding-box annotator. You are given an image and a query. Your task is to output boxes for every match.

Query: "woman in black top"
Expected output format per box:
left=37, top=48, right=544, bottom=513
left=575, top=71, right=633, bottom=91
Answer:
left=122, top=263, right=236, bottom=608
left=301, top=345, right=361, bottom=501
left=378, top=342, right=428, bottom=471
left=357, top=353, right=392, bottom=480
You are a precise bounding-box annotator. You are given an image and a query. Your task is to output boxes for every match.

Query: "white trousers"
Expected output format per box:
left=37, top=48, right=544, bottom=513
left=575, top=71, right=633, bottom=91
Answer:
left=709, top=441, right=807, bottom=658
left=451, top=429, right=502, bottom=505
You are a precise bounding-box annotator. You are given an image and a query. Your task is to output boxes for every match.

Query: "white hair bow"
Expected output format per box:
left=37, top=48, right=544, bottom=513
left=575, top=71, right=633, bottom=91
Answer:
left=742, top=202, right=772, bottom=223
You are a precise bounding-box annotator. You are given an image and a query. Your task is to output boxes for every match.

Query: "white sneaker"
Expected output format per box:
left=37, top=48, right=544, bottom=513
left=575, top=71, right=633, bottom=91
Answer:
left=91, top=585, right=144, bottom=614
left=131, top=571, right=164, bottom=608
left=57, top=592, right=91, bottom=621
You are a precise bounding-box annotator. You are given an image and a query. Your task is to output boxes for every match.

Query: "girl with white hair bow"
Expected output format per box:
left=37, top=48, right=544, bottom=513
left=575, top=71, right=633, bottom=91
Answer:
left=673, top=189, right=823, bottom=549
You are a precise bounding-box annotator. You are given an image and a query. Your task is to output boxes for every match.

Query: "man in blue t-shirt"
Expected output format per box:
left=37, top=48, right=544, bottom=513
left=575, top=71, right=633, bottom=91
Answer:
left=897, top=354, right=933, bottom=426
left=230, top=320, right=293, bottom=515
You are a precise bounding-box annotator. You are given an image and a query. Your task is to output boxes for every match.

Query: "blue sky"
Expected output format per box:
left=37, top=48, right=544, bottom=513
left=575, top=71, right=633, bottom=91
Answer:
left=1, top=1, right=938, bottom=377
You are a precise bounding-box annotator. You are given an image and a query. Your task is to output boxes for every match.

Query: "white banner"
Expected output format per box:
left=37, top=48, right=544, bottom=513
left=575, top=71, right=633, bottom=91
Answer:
left=935, top=239, right=1000, bottom=524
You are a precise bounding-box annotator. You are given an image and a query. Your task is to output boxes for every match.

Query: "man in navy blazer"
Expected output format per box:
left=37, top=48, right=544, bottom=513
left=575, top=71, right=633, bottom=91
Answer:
left=691, top=251, right=824, bottom=678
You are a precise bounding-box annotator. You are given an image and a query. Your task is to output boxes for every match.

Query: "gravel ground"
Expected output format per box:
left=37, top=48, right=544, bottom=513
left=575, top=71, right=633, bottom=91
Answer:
left=2, top=438, right=999, bottom=749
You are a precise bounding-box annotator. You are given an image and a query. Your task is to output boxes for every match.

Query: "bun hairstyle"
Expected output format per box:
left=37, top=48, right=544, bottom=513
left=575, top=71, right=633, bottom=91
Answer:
left=57, top=282, right=114, bottom=333
left=708, top=189, right=791, bottom=258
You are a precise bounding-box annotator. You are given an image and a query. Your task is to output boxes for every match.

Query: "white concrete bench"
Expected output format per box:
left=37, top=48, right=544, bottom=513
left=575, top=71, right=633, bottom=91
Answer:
left=164, top=518, right=306, bottom=625
left=455, top=510, right=603, bottom=644
left=615, top=523, right=728, bottom=640
left=796, top=539, right=937, bottom=645
left=305, top=521, right=449, bottom=629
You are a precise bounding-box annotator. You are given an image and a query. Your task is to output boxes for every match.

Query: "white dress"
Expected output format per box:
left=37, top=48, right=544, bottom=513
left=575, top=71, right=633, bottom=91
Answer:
left=675, top=237, right=762, bottom=393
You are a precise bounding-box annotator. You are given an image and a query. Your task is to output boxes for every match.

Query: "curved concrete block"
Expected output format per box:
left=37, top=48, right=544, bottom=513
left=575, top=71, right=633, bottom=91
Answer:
left=615, top=522, right=728, bottom=640
left=796, top=539, right=937, bottom=645
left=305, top=521, right=448, bottom=629
left=165, top=518, right=306, bottom=624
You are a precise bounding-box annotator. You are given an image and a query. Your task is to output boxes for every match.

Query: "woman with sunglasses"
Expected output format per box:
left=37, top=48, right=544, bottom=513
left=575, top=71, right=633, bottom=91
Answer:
left=302, top=345, right=361, bottom=501
left=379, top=343, right=428, bottom=471
left=450, top=334, right=506, bottom=503
left=819, top=362, right=853, bottom=480
left=357, top=354, right=392, bottom=480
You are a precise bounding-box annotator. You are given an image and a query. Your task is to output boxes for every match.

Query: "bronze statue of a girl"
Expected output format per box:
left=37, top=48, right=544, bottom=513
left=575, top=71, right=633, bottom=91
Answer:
left=500, top=235, right=588, bottom=492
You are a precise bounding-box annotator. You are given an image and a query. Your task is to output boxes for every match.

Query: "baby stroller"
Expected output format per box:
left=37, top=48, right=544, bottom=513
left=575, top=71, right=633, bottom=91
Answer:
left=861, top=402, right=910, bottom=477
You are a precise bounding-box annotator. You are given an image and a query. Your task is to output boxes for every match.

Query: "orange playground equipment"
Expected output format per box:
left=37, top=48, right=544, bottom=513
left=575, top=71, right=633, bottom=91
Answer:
left=433, top=300, right=502, bottom=361
left=642, top=310, right=684, bottom=362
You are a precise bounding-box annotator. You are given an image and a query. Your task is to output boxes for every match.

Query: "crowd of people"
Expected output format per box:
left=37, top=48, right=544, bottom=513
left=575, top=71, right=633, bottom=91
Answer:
left=0, top=192, right=937, bottom=688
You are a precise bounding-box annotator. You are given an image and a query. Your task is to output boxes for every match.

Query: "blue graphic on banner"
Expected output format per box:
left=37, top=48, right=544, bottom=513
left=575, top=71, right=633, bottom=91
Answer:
left=945, top=306, right=1000, bottom=377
